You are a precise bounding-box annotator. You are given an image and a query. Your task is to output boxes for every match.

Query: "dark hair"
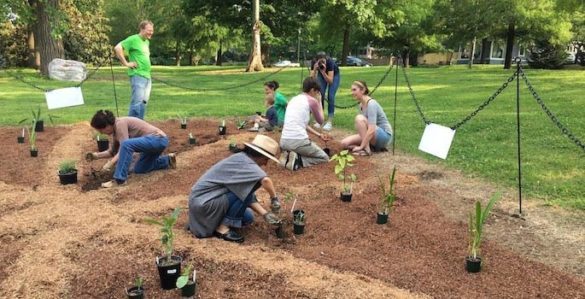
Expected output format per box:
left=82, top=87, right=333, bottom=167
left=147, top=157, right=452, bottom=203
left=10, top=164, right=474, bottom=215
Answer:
left=264, top=80, right=279, bottom=91
left=302, top=77, right=320, bottom=93
left=91, top=110, right=116, bottom=129
left=316, top=51, right=327, bottom=60
left=244, top=145, right=265, bottom=159
left=352, top=80, right=370, bottom=95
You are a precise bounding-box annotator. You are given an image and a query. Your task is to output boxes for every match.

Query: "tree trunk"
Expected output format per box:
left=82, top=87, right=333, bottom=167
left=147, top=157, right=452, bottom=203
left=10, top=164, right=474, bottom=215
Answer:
left=261, top=43, right=271, bottom=66
left=402, top=49, right=410, bottom=67
left=504, top=21, right=515, bottom=69
left=215, top=40, right=223, bottom=66
left=340, top=25, right=351, bottom=66
left=175, top=40, right=181, bottom=67
left=246, top=0, right=264, bottom=72
left=479, top=38, right=488, bottom=64
left=468, top=37, right=476, bottom=69
left=34, top=0, right=64, bottom=76
left=27, top=0, right=40, bottom=69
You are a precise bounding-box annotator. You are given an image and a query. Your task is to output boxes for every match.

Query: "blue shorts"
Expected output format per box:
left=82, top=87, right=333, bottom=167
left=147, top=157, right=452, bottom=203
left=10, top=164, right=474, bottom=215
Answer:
left=373, top=127, right=392, bottom=151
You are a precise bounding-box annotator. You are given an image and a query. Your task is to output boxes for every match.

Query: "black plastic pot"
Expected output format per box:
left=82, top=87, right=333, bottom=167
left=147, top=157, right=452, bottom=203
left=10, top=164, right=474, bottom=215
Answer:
left=465, top=256, right=482, bottom=273
left=293, top=223, right=305, bottom=235
left=35, top=120, right=44, bottom=132
left=376, top=212, right=388, bottom=224
left=30, top=149, right=38, bottom=157
left=218, top=126, right=226, bottom=135
left=97, top=140, right=109, bottom=152
left=340, top=192, right=352, bottom=202
left=228, top=144, right=238, bottom=153
left=58, top=170, right=78, bottom=185
left=156, top=255, right=182, bottom=290
left=17, top=136, right=25, bottom=143
left=323, top=148, right=331, bottom=156
left=181, top=280, right=196, bottom=298
left=181, top=123, right=187, bottom=129
left=275, top=223, right=285, bottom=239
left=126, top=286, right=144, bottom=299
left=189, top=137, right=196, bottom=145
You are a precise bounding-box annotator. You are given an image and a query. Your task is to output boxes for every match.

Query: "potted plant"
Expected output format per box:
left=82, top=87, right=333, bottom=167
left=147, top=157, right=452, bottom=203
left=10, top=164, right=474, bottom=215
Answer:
left=178, top=114, right=188, bottom=129
left=292, top=209, right=305, bottom=235
left=28, top=121, right=38, bottom=157
left=19, top=107, right=49, bottom=132
left=377, top=166, right=397, bottom=224
left=17, top=127, right=25, bottom=143
left=188, top=133, right=196, bottom=145
left=95, top=132, right=109, bottom=152
left=144, top=208, right=183, bottom=290
left=330, top=150, right=356, bottom=202
left=58, top=159, right=78, bottom=185
left=176, top=264, right=196, bottom=298
left=228, top=138, right=238, bottom=153
left=218, top=119, right=226, bottom=135
left=126, top=276, right=145, bottom=299
left=237, top=119, right=247, bottom=130
left=466, top=192, right=501, bottom=273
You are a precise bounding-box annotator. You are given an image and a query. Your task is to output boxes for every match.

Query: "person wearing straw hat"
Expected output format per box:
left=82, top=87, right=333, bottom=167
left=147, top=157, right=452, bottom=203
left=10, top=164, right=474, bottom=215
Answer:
left=187, top=135, right=282, bottom=243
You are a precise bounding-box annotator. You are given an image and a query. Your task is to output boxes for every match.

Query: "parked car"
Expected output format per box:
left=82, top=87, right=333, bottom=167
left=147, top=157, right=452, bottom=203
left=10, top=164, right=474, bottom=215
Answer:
left=565, top=52, right=576, bottom=64
left=346, top=56, right=372, bottom=67
left=274, top=60, right=300, bottom=67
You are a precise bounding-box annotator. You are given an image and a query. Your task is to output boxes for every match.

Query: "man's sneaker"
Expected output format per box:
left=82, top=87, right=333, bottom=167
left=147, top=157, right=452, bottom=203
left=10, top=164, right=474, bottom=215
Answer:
left=101, top=179, right=126, bottom=188
left=284, top=151, right=303, bottom=171
left=322, top=122, right=333, bottom=131
left=168, top=153, right=177, bottom=169
left=313, top=122, right=321, bottom=129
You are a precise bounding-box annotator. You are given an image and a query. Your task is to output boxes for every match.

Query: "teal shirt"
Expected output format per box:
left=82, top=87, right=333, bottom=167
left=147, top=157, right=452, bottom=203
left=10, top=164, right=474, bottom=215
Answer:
left=120, top=34, right=151, bottom=79
left=274, top=91, right=287, bottom=126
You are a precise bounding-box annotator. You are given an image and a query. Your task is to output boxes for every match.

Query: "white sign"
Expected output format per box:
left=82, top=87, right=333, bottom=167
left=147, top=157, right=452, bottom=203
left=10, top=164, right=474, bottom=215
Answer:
left=45, top=87, right=84, bottom=110
left=418, top=123, right=456, bottom=159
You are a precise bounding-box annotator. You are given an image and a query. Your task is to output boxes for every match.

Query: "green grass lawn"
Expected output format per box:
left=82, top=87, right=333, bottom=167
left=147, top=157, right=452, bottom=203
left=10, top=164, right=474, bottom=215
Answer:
left=1, top=64, right=584, bottom=209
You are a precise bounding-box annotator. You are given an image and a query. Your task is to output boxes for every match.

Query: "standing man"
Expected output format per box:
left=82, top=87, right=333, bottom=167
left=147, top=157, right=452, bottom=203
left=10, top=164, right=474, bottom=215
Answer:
left=114, top=20, right=154, bottom=119
left=310, top=51, right=340, bottom=131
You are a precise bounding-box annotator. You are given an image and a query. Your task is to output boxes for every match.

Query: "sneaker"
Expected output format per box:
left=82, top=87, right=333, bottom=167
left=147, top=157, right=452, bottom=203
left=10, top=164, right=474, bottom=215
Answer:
left=313, top=122, right=321, bottom=129
left=285, top=151, right=300, bottom=171
left=101, top=179, right=126, bottom=188
left=322, top=122, right=333, bottom=131
left=168, top=153, right=177, bottom=169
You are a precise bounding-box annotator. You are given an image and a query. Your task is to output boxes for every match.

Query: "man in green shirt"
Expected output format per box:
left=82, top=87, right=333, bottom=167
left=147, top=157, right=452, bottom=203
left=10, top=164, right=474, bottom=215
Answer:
left=114, top=20, right=154, bottom=119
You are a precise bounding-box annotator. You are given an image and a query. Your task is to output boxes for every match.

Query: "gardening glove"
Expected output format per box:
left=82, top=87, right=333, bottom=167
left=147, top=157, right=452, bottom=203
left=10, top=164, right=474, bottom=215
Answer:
left=270, top=196, right=281, bottom=214
left=102, top=160, right=115, bottom=171
left=263, top=212, right=281, bottom=225
left=85, top=152, right=97, bottom=162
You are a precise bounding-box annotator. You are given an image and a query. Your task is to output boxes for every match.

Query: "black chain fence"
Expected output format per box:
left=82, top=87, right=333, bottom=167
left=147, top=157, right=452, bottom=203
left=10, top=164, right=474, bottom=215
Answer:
left=151, top=66, right=286, bottom=92
left=519, top=68, right=585, bottom=152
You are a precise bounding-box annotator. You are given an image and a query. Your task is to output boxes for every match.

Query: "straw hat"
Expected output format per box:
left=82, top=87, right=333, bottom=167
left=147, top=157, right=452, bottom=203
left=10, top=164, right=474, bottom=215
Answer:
left=244, top=134, right=280, bottom=163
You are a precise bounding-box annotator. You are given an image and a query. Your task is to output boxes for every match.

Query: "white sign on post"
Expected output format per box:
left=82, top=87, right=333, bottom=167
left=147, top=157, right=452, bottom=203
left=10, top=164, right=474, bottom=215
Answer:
left=45, top=87, right=84, bottom=110
left=418, top=123, right=456, bottom=159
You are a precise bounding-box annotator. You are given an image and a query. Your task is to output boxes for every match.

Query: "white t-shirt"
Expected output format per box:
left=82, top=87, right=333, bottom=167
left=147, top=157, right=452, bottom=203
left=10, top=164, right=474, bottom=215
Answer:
left=281, top=93, right=323, bottom=140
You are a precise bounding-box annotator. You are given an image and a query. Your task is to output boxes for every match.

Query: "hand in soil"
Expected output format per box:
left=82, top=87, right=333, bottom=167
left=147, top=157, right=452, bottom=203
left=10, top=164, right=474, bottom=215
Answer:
left=85, top=152, right=97, bottom=161
left=263, top=212, right=281, bottom=225
left=270, top=197, right=281, bottom=214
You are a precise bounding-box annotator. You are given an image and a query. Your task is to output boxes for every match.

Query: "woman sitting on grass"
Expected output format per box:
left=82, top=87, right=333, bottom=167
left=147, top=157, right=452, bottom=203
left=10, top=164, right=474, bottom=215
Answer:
left=187, top=135, right=282, bottom=243
left=340, top=80, right=393, bottom=155
left=86, top=109, right=176, bottom=188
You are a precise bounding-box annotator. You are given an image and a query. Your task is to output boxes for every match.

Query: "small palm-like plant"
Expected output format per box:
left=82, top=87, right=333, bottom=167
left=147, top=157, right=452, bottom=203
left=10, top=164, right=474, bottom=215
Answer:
left=293, top=210, right=305, bottom=225
left=237, top=119, right=247, bottom=130
left=468, top=192, right=501, bottom=260
left=144, top=208, right=181, bottom=264
left=330, top=150, right=356, bottom=194
left=378, top=166, right=397, bottom=215
left=95, top=132, right=108, bottom=141
left=28, top=121, right=37, bottom=150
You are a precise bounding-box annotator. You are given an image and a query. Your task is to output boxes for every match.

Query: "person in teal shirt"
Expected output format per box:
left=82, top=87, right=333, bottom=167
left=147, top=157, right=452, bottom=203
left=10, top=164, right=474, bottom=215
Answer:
left=263, top=80, right=287, bottom=126
left=114, top=20, right=154, bottom=119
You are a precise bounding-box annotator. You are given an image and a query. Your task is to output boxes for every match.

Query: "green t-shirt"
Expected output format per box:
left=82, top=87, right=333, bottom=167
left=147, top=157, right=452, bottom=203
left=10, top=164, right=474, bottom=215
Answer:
left=274, top=91, right=288, bottom=126
left=120, top=34, right=151, bottom=79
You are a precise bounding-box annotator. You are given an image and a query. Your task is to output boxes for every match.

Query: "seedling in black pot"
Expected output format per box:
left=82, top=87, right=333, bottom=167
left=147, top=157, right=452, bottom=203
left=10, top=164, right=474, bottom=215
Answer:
left=466, top=192, right=500, bottom=273
left=377, top=166, right=397, bottom=224
left=126, top=276, right=145, bottom=299
left=144, top=208, right=183, bottom=290
left=330, top=150, right=356, bottom=202
left=28, top=121, right=38, bottom=157
left=178, top=114, right=188, bottom=129
left=58, top=159, right=78, bottom=185
left=218, top=120, right=226, bottom=135
left=293, top=209, right=305, bottom=235
left=188, top=133, right=196, bottom=145
left=176, top=264, right=197, bottom=299
left=228, top=138, right=238, bottom=153
left=95, top=132, right=110, bottom=152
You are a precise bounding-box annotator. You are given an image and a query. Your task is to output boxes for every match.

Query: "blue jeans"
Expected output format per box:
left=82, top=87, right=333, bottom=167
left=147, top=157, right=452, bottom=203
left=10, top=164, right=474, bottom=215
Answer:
left=129, top=75, right=151, bottom=119
left=222, top=192, right=256, bottom=228
left=317, top=73, right=340, bottom=119
left=113, top=135, right=170, bottom=182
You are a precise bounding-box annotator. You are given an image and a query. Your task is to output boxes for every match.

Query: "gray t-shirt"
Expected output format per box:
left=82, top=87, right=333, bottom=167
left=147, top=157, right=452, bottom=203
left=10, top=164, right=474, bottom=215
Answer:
left=188, top=153, right=267, bottom=238
left=359, top=99, right=393, bottom=135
